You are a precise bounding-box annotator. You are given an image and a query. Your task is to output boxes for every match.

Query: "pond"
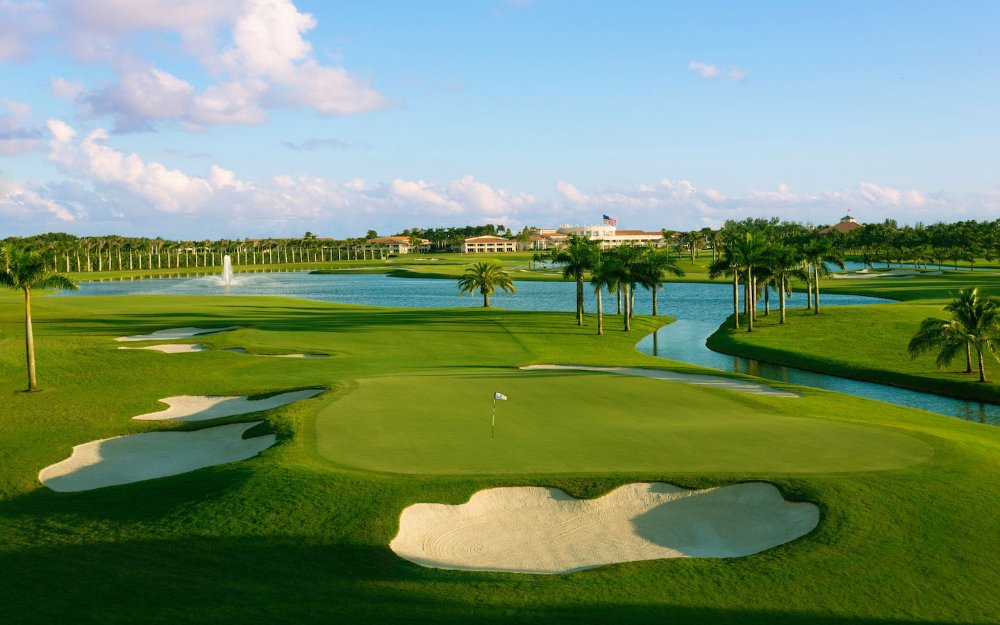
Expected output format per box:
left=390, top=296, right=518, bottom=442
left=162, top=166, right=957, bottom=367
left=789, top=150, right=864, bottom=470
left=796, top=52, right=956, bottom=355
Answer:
left=64, top=271, right=998, bottom=425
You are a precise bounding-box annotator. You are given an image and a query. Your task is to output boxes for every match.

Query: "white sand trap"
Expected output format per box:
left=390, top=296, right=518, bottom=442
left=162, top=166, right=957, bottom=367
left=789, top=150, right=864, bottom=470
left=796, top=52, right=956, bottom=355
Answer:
left=224, top=347, right=327, bottom=358
left=115, top=326, right=243, bottom=342
left=521, top=364, right=799, bottom=397
left=39, top=421, right=275, bottom=492
left=391, top=482, right=819, bottom=574
left=117, top=343, right=206, bottom=353
left=133, top=388, right=323, bottom=422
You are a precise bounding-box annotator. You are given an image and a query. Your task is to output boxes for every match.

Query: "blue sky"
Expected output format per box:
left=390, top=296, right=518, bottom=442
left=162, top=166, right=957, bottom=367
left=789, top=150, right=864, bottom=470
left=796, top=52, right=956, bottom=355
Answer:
left=1, top=0, right=999, bottom=238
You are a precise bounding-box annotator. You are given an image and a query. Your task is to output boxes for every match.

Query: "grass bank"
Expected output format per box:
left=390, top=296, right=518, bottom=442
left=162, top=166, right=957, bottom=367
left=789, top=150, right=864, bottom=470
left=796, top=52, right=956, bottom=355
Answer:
left=707, top=305, right=1000, bottom=405
left=0, top=293, right=997, bottom=623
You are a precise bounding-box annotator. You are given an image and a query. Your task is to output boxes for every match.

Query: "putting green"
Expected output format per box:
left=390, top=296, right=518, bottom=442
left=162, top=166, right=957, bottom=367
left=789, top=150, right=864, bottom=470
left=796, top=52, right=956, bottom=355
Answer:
left=316, top=370, right=933, bottom=474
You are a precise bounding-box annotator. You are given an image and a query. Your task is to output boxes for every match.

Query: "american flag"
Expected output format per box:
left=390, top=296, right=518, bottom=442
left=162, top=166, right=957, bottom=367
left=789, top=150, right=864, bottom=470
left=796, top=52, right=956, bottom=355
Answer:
left=602, top=214, right=617, bottom=226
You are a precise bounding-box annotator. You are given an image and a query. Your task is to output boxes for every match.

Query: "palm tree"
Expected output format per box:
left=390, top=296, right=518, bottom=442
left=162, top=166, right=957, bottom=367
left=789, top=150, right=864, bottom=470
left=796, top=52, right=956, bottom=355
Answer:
left=908, top=288, right=1000, bottom=383
left=590, top=250, right=616, bottom=336
left=550, top=234, right=599, bottom=325
left=0, top=246, right=78, bottom=391
left=802, top=238, right=845, bottom=314
left=457, top=261, right=516, bottom=307
left=732, top=232, right=769, bottom=332
left=638, top=247, right=685, bottom=316
left=709, top=246, right=742, bottom=329
left=766, top=245, right=808, bottom=324
left=604, top=244, right=645, bottom=331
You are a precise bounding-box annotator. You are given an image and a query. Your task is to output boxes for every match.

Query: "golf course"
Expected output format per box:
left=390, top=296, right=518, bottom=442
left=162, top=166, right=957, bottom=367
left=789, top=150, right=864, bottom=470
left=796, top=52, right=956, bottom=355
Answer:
left=1, top=280, right=998, bottom=624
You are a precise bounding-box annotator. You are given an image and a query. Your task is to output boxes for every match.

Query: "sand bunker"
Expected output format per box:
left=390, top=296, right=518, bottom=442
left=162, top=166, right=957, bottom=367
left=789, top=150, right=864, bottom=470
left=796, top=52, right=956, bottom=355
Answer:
left=521, top=364, right=799, bottom=397
left=39, top=421, right=275, bottom=492
left=224, top=348, right=328, bottom=358
left=115, top=326, right=243, bottom=342
left=391, top=482, right=818, bottom=574
left=832, top=269, right=941, bottom=280
left=117, top=343, right=206, bottom=353
left=133, top=388, right=323, bottom=422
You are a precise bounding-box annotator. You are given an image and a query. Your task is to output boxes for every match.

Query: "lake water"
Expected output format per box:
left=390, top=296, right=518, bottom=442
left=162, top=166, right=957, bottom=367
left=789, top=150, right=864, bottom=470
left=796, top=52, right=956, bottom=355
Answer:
left=64, top=271, right=998, bottom=425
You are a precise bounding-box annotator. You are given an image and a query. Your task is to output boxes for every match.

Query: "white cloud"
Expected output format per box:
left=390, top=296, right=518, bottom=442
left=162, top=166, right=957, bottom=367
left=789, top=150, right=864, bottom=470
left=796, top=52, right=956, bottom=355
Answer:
left=50, top=77, right=85, bottom=100
left=0, top=100, right=44, bottom=155
left=12, top=0, right=390, bottom=132
left=0, top=180, right=79, bottom=222
left=6, top=120, right=979, bottom=238
left=689, top=60, right=748, bottom=82
left=555, top=180, right=588, bottom=204
left=688, top=61, right=720, bottom=79
left=0, top=1, right=52, bottom=61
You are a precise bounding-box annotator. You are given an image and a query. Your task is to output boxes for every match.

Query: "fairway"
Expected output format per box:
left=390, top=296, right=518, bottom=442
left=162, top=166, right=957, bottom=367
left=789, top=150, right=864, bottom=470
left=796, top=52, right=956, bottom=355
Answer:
left=316, top=370, right=932, bottom=474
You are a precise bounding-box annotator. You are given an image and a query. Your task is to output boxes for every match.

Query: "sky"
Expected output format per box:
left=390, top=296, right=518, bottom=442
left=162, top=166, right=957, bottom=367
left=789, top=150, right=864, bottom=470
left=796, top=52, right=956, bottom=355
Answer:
left=1, top=0, right=999, bottom=239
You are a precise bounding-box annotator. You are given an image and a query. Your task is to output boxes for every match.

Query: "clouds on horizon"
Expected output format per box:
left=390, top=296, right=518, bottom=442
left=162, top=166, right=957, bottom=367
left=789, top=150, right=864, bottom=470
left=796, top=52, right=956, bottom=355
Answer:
left=0, top=118, right=972, bottom=239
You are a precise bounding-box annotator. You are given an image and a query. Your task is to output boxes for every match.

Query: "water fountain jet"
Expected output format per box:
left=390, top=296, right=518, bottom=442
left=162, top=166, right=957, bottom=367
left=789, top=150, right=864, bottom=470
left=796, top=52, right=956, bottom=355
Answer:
left=222, top=255, right=234, bottom=286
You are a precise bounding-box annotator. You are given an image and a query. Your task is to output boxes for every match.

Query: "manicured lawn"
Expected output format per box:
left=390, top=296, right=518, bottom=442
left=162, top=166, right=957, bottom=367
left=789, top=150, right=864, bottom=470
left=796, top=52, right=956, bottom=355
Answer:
left=318, top=370, right=931, bottom=474
left=0, top=293, right=998, bottom=624
left=708, top=304, right=1000, bottom=404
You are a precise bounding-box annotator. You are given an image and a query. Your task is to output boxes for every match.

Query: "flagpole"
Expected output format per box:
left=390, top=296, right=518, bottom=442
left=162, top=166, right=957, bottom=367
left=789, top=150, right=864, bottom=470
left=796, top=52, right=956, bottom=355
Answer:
left=491, top=396, right=496, bottom=440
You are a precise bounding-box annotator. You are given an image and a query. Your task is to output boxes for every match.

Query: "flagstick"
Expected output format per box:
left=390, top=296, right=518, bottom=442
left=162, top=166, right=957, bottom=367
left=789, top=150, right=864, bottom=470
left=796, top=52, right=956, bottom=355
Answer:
left=491, top=396, right=496, bottom=440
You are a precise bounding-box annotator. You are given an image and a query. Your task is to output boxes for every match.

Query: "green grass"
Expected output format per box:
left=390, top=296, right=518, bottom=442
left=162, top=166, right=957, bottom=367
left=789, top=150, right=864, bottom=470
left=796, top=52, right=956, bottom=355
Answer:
left=708, top=305, right=1000, bottom=404
left=318, top=370, right=931, bottom=474
left=0, top=293, right=998, bottom=624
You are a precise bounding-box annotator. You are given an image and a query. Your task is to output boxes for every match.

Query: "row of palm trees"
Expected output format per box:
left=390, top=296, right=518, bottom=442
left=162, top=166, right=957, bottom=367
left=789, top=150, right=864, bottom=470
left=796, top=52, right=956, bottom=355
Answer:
left=458, top=235, right=685, bottom=334
left=707, top=230, right=845, bottom=331
left=7, top=234, right=398, bottom=274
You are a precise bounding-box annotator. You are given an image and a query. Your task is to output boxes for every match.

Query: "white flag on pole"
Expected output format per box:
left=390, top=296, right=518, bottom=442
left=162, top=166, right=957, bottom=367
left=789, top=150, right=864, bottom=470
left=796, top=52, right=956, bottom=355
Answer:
left=494, top=392, right=508, bottom=401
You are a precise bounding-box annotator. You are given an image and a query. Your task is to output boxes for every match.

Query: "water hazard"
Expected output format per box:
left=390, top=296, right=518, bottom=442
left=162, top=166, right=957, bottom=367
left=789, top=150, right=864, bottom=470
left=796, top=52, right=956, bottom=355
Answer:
left=65, top=271, right=999, bottom=424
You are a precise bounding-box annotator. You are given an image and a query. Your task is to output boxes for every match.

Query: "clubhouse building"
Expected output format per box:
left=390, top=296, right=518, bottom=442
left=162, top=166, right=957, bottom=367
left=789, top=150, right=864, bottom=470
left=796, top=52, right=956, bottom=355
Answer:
left=462, top=224, right=665, bottom=253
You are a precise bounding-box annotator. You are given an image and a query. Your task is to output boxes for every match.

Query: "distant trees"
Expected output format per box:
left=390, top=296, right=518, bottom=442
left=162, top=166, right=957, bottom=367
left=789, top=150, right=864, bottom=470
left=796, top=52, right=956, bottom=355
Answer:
left=0, top=245, right=78, bottom=391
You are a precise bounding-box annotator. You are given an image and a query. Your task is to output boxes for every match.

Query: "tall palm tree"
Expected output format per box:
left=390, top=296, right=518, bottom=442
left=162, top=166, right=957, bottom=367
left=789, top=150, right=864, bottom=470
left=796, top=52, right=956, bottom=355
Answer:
left=638, top=247, right=685, bottom=316
left=550, top=234, right=599, bottom=326
left=908, top=288, right=1000, bottom=383
left=766, top=245, right=808, bottom=324
left=709, top=246, right=742, bottom=329
left=457, top=261, right=516, bottom=307
left=590, top=250, right=616, bottom=336
left=0, top=246, right=78, bottom=391
left=802, top=238, right=845, bottom=314
left=604, top=244, right=645, bottom=331
left=732, top=232, right=769, bottom=332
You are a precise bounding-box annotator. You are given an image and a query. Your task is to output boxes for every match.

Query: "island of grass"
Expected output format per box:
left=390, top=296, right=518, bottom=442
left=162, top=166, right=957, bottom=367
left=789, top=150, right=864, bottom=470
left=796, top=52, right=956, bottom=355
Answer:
left=0, top=292, right=998, bottom=623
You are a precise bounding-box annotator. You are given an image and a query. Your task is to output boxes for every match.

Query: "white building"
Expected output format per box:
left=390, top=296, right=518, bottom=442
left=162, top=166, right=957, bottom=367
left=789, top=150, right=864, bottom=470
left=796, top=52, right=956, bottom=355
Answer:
left=365, top=236, right=431, bottom=254
left=535, top=224, right=665, bottom=249
left=463, top=236, right=518, bottom=253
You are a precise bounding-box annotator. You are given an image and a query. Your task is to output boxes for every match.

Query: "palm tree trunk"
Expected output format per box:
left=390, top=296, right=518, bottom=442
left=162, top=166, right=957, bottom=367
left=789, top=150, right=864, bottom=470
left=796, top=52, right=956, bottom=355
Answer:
left=616, top=289, right=622, bottom=315
left=733, top=273, right=740, bottom=329
left=779, top=277, right=787, bottom=324
left=977, top=347, right=987, bottom=382
left=652, top=287, right=658, bottom=317
left=630, top=286, right=635, bottom=318
left=763, top=286, right=770, bottom=316
left=596, top=289, right=604, bottom=335
left=965, top=343, right=973, bottom=373
left=813, top=264, right=821, bottom=314
left=806, top=271, right=812, bottom=309
left=623, top=284, right=631, bottom=331
left=576, top=277, right=584, bottom=326
left=483, top=290, right=490, bottom=307
left=24, top=288, right=37, bottom=391
left=747, top=269, right=754, bottom=332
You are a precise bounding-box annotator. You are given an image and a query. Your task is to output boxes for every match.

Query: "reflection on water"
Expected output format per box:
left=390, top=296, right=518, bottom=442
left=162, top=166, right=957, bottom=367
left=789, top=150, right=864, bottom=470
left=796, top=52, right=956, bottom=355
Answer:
left=636, top=319, right=1000, bottom=426
left=65, top=272, right=997, bottom=425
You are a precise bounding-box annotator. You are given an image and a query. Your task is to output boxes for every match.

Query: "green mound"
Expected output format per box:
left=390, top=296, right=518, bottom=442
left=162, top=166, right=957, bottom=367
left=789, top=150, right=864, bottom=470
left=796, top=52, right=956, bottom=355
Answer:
left=317, top=370, right=933, bottom=474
